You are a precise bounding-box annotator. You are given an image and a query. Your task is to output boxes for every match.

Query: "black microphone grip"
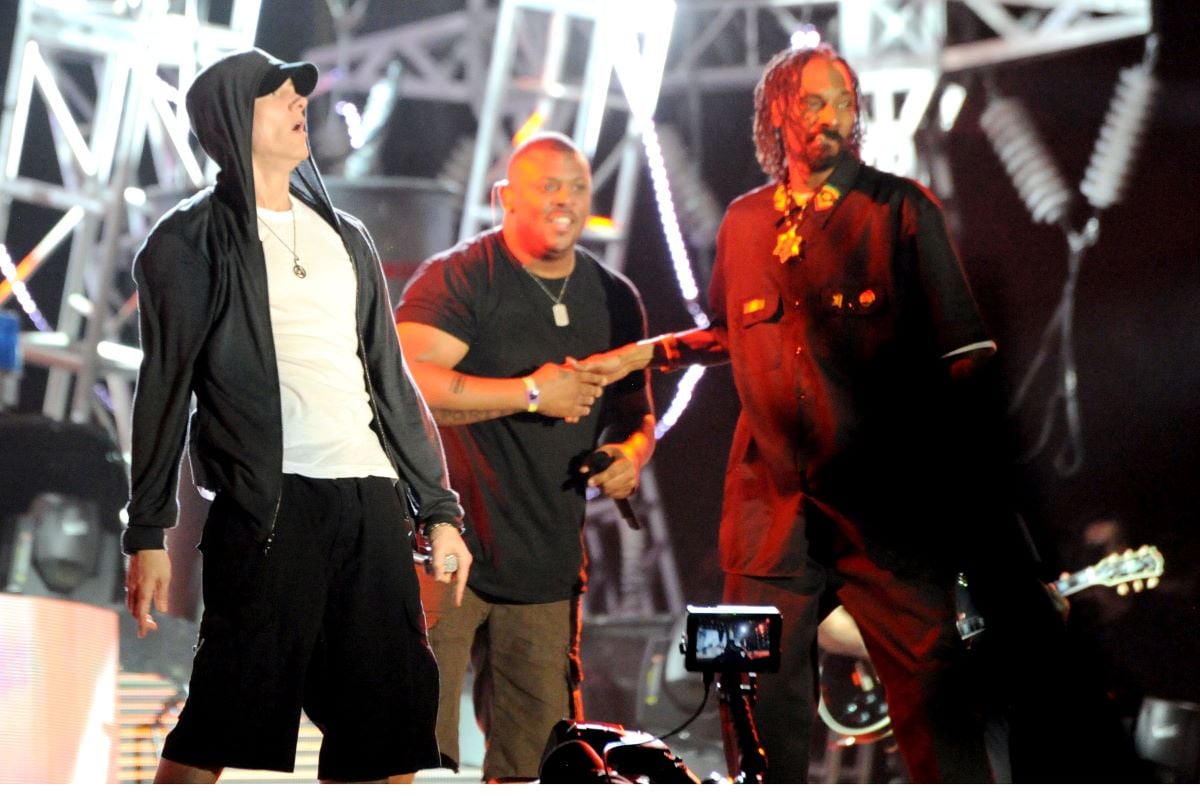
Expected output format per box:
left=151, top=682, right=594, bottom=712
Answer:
left=584, top=450, right=642, bottom=530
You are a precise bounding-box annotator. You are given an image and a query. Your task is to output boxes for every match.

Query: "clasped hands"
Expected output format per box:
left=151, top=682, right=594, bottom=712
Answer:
left=527, top=358, right=605, bottom=423
left=529, top=343, right=647, bottom=423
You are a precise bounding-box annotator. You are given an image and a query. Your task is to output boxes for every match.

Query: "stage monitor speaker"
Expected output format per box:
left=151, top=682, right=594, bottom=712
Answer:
left=26, top=493, right=100, bottom=594
left=0, top=415, right=127, bottom=606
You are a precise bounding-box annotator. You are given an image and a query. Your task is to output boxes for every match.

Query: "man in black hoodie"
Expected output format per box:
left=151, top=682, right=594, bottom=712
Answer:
left=122, top=48, right=471, bottom=783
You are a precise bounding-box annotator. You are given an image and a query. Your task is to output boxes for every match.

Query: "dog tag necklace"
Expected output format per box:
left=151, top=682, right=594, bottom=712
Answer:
left=259, top=206, right=306, bottom=278
left=525, top=268, right=572, bottom=326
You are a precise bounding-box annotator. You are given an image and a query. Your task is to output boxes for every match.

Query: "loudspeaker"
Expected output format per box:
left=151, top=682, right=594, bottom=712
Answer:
left=0, top=415, right=127, bottom=606
left=2, top=498, right=121, bottom=606
left=27, top=492, right=101, bottom=594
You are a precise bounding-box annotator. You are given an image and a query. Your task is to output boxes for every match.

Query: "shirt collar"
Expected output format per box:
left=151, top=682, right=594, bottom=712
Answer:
left=808, top=154, right=860, bottom=227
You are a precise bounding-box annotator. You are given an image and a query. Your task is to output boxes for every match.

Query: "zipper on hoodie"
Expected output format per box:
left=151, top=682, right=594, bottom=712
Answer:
left=262, top=493, right=282, bottom=556
left=253, top=234, right=285, bottom=558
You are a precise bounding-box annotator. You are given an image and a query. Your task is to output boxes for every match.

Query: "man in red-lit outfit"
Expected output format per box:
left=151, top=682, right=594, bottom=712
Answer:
left=581, top=44, right=1008, bottom=782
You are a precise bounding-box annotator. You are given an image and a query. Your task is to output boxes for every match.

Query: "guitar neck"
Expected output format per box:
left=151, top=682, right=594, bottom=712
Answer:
left=1049, top=546, right=1163, bottom=598
left=1051, top=570, right=1094, bottom=598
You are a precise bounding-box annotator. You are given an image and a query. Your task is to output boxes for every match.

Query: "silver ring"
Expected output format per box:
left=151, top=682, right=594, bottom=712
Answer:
left=442, top=554, right=459, bottom=574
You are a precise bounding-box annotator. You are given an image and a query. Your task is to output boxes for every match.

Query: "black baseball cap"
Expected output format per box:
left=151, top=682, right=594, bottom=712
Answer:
left=257, top=60, right=319, bottom=97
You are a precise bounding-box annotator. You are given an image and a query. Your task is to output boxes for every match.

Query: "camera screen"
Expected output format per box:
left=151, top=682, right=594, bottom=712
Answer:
left=684, top=605, right=781, bottom=673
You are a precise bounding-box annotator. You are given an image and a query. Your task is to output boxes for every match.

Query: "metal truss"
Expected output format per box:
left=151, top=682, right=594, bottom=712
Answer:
left=0, top=0, right=260, bottom=449
left=664, top=0, right=1149, bottom=176
left=943, top=0, right=1152, bottom=72
left=303, top=0, right=493, bottom=104
left=308, top=0, right=676, bottom=269
left=663, top=1, right=1149, bottom=80
left=305, top=1, right=1150, bottom=186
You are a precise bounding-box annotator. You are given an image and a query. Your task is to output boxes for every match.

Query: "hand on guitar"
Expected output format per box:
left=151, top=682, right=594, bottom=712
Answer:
left=1047, top=580, right=1071, bottom=622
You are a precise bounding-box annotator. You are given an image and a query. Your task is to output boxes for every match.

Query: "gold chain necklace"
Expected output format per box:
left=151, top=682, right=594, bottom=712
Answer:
left=524, top=268, right=572, bottom=327
left=773, top=183, right=811, bottom=263
left=258, top=206, right=306, bottom=279
left=773, top=182, right=842, bottom=264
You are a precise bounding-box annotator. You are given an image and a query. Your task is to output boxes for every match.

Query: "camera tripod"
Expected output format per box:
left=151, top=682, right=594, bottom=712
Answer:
left=715, top=671, right=768, bottom=784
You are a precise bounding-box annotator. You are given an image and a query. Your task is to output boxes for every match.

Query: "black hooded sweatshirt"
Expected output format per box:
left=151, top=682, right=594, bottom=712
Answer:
left=122, top=48, right=463, bottom=553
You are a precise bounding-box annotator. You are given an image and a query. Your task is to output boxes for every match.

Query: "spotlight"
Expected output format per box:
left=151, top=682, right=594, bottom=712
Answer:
left=791, top=24, right=822, bottom=51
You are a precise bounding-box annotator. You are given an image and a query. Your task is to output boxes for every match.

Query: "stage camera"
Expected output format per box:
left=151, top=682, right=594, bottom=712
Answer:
left=682, top=605, right=781, bottom=674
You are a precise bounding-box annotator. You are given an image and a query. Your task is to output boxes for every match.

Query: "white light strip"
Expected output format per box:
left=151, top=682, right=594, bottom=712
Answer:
left=0, top=205, right=86, bottom=307
left=655, top=365, right=705, bottom=439
left=638, top=121, right=709, bottom=437
left=605, top=0, right=711, bottom=439
left=642, top=120, right=706, bottom=319
left=0, top=245, right=51, bottom=331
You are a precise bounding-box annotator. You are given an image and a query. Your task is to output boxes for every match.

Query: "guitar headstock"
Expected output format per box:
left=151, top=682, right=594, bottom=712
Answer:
left=1093, top=545, right=1165, bottom=596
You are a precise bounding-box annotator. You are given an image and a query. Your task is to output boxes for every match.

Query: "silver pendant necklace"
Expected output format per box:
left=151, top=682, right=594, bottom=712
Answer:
left=525, top=268, right=572, bottom=326
left=259, top=205, right=306, bottom=278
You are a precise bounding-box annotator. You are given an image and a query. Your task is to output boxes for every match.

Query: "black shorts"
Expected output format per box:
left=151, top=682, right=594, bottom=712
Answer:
left=162, top=475, right=440, bottom=782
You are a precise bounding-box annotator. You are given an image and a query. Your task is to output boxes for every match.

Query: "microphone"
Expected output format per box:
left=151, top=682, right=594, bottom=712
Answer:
left=584, top=450, right=641, bottom=530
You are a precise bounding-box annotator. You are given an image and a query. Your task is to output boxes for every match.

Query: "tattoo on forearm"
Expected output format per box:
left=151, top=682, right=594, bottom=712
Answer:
left=449, top=373, right=466, bottom=394
left=432, top=407, right=516, bottom=425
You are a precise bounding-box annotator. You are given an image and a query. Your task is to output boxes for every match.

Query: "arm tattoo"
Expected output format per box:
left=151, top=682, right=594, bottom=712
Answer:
left=432, top=407, right=517, bottom=425
left=449, top=373, right=467, bottom=394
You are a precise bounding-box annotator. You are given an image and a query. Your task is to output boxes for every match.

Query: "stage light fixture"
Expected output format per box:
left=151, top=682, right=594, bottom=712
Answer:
left=24, top=493, right=102, bottom=595
left=790, top=24, right=821, bottom=51
left=655, top=364, right=705, bottom=441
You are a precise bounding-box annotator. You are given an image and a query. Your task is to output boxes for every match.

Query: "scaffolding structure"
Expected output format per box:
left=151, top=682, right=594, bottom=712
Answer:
left=0, top=0, right=261, bottom=450
left=0, top=0, right=1153, bottom=620
left=305, top=1, right=1152, bottom=214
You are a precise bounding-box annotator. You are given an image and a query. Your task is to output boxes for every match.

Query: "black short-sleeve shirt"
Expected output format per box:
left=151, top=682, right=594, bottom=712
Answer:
left=396, top=230, right=648, bottom=602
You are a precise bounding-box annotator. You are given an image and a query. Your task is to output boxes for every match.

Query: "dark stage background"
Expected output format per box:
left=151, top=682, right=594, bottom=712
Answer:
left=1, top=0, right=1197, bottom=733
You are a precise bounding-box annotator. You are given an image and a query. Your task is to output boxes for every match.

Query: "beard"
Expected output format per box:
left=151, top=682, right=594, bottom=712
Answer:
left=803, top=128, right=843, bottom=172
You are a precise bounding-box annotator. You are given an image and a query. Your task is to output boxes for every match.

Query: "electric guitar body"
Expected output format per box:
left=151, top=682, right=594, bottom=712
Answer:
left=816, top=545, right=1164, bottom=744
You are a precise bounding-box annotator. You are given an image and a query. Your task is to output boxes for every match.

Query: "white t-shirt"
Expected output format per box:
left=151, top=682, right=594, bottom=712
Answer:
left=256, top=200, right=397, bottom=479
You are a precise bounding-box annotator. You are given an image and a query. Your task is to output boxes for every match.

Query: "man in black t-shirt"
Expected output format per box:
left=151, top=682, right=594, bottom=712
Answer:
left=394, top=132, right=655, bottom=781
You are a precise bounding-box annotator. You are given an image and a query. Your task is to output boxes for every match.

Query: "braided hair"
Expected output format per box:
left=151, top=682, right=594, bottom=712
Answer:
left=752, top=44, right=864, bottom=184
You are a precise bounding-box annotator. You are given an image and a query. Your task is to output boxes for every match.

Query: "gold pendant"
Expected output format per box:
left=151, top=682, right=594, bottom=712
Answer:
left=292, top=258, right=306, bottom=279
left=552, top=303, right=569, bottom=327
left=774, top=225, right=803, bottom=263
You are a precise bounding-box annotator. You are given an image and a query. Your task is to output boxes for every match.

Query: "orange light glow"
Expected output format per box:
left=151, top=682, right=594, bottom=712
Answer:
left=585, top=215, right=615, bottom=233
left=512, top=110, right=547, bottom=147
